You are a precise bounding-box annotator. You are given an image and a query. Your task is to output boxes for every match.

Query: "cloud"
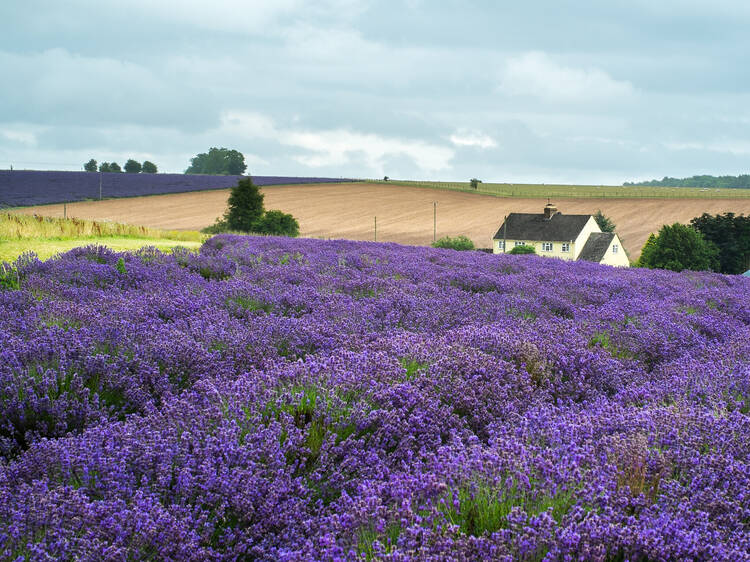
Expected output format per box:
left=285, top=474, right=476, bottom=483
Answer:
left=218, top=111, right=454, bottom=175
left=498, top=51, right=635, bottom=103
left=449, top=130, right=497, bottom=149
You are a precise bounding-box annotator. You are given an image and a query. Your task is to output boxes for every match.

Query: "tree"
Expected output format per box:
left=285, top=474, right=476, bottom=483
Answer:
left=109, top=162, right=122, bottom=173
left=84, top=159, right=97, bottom=172
left=124, top=159, right=142, bottom=173
left=508, top=245, right=536, bottom=255
left=185, top=147, right=247, bottom=175
left=637, top=223, right=719, bottom=272
left=470, top=178, right=481, bottom=189
left=99, top=162, right=111, bottom=173
left=432, top=235, right=475, bottom=251
left=252, top=210, right=300, bottom=237
left=690, top=212, right=750, bottom=274
left=593, top=210, right=616, bottom=233
left=142, top=160, right=158, bottom=174
left=224, top=178, right=265, bottom=232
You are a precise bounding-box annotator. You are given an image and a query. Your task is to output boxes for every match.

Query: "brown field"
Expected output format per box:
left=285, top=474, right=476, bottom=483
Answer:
left=14, top=182, right=750, bottom=260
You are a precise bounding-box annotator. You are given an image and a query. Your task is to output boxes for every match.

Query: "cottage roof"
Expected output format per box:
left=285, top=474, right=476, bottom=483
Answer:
left=492, top=212, right=592, bottom=241
left=577, top=232, right=615, bottom=262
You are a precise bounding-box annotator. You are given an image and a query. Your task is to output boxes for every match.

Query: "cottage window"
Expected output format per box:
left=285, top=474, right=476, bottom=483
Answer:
left=541, top=242, right=553, bottom=252
left=561, top=243, right=570, bottom=252
left=498, top=240, right=505, bottom=251
left=612, top=244, right=619, bottom=253
left=514, top=241, right=526, bottom=247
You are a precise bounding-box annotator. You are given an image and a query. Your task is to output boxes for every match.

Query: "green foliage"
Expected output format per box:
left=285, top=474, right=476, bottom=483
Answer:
left=252, top=210, right=300, bottom=237
left=593, top=210, right=616, bottom=232
left=84, top=159, right=97, bottom=172
left=124, top=159, right=142, bottom=174
left=225, top=178, right=265, bottom=232
left=115, top=257, right=127, bottom=275
left=625, top=173, right=750, bottom=189
left=432, top=235, right=475, bottom=251
left=108, top=162, right=122, bottom=173
left=185, top=147, right=247, bottom=175
left=637, top=223, right=719, bottom=272
left=689, top=212, right=750, bottom=274
left=141, top=160, right=158, bottom=174
left=98, top=162, right=110, bottom=173
left=508, top=244, right=536, bottom=255
left=0, top=263, right=20, bottom=291
left=470, top=178, right=481, bottom=189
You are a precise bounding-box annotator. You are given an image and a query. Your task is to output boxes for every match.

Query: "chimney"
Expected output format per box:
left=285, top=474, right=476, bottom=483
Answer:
left=544, top=202, right=558, bottom=219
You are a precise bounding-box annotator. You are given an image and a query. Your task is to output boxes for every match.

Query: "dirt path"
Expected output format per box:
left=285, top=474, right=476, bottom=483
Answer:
left=15, top=183, right=750, bottom=260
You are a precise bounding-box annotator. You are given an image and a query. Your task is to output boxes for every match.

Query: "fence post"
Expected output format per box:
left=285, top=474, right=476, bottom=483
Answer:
left=374, top=216, right=377, bottom=242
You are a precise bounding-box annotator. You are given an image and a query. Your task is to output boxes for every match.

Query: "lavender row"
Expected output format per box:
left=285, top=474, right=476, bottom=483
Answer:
left=0, top=170, right=354, bottom=207
left=1, top=236, right=749, bottom=560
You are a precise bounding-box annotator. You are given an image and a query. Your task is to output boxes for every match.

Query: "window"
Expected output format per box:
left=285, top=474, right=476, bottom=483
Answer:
left=561, top=243, right=570, bottom=252
left=612, top=244, right=619, bottom=253
left=497, top=240, right=505, bottom=251
left=541, top=242, right=553, bottom=252
left=514, top=241, right=526, bottom=247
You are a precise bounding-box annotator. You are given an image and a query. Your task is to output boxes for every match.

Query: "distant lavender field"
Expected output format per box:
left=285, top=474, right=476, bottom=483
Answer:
left=0, top=170, right=353, bottom=207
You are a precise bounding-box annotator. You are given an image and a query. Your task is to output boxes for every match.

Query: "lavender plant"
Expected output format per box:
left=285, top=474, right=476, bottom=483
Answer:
left=0, top=235, right=748, bottom=560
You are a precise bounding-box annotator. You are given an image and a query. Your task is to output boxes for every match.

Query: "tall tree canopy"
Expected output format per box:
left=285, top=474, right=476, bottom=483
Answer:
left=637, top=223, right=719, bottom=272
left=185, top=147, right=247, bottom=175
left=224, top=178, right=265, bottom=232
left=690, top=212, right=750, bottom=274
left=142, top=161, right=158, bottom=174
left=124, top=159, right=142, bottom=173
left=84, top=159, right=97, bottom=172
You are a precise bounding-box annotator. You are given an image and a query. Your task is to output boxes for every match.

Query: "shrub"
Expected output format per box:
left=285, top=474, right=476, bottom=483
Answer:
left=470, top=178, right=481, bottom=189
left=124, top=159, right=142, bottom=174
left=508, top=244, right=536, bottom=255
left=224, top=178, right=265, bottom=232
left=432, top=235, right=475, bottom=251
left=142, top=161, right=158, bottom=174
left=637, top=223, right=719, bottom=272
left=252, top=210, right=300, bottom=237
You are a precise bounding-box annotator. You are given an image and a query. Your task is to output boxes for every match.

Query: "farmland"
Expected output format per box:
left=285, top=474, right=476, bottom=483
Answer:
left=14, top=182, right=750, bottom=260
left=0, top=170, right=352, bottom=207
left=1, top=235, right=748, bottom=559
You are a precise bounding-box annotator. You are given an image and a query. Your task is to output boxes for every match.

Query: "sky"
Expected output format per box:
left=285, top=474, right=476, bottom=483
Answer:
left=1, top=0, right=749, bottom=184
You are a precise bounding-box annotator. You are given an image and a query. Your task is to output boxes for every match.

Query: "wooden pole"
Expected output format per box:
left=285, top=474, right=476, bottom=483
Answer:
left=63, top=203, right=67, bottom=220
left=374, top=216, right=377, bottom=242
left=433, top=201, right=437, bottom=242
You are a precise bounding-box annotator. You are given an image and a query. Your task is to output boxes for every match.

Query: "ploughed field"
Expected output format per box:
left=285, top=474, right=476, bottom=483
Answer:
left=1, top=235, right=749, bottom=560
left=16, top=183, right=750, bottom=260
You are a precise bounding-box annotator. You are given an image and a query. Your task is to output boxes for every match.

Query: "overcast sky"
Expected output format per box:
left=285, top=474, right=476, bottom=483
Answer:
left=1, top=1, right=749, bottom=184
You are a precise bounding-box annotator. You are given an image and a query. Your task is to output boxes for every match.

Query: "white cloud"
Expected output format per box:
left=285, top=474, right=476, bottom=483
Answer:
left=1, top=128, right=36, bottom=145
left=449, top=130, right=497, bottom=149
left=218, top=111, right=454, bottom=175
left=664, top=140, right=750, bottom=155
left=498, top=51, right=635, bottom=103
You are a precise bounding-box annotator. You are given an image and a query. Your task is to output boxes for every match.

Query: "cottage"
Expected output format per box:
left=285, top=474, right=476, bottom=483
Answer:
left=492, top=203, right=630, bottom=267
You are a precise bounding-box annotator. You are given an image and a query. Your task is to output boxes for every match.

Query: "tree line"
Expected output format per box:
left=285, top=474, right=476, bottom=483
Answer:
left=84, top=159, right=157, bottom=174
left=624, top=174, right=750, bottom=189
left=637, top=212, right=750, bottom=274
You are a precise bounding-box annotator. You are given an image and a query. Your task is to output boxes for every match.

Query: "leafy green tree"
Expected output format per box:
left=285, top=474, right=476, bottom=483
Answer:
left=690, top=212, right=750, bottom=274
left=224, top=178, right=265, bottom=232
left=593, top=210, right=616, bottom=233
left=432, top=235, right=475, bottom=251
left=252, top=210, right=300, bottom=237
left=508, top=244, right=536, bottom=255
left=637, top=233, right=657, bottom=267
left=185, top=147, right=247, bottom=175
left=470, top=178, right=481, bottom=189
left=84, top=159, right=97, bottom=172
left=637, top=223, right=719, bottom=272
left=142, top=161, right=158, bottom=174
left=109, top=162, right=122, bottom=173
left=124, top=159, right=142, bottom=173
left=98, top=162, right=111, bottom=173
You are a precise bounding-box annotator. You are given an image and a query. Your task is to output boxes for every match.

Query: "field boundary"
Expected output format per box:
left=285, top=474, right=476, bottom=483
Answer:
left=367, top=179, right=750, bottom=199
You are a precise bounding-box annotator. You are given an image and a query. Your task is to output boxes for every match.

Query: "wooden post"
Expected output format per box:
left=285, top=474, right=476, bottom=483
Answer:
left=433, top=201, right=437, bottom=242
left=63, top=203, right=67, bottom=220
left=374, top=216, right=377, bottom=242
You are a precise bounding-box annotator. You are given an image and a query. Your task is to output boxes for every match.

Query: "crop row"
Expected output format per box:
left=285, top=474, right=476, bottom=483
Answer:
left=0, top=171, right=353, bottom=207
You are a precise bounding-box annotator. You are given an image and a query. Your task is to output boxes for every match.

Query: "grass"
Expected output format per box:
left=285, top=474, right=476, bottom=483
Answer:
left=369, top=179, right=750, bottom=199
left=0, top=213, right=203, bottom=262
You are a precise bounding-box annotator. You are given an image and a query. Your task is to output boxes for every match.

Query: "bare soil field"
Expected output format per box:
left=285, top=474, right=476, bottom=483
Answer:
left=15, top=182, right=750, bottom=260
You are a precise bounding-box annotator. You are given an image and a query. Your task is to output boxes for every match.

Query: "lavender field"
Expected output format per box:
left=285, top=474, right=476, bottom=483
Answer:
left=0, top=170, right=353, bottom=207
left=1, top=236, right=749, bottom=560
